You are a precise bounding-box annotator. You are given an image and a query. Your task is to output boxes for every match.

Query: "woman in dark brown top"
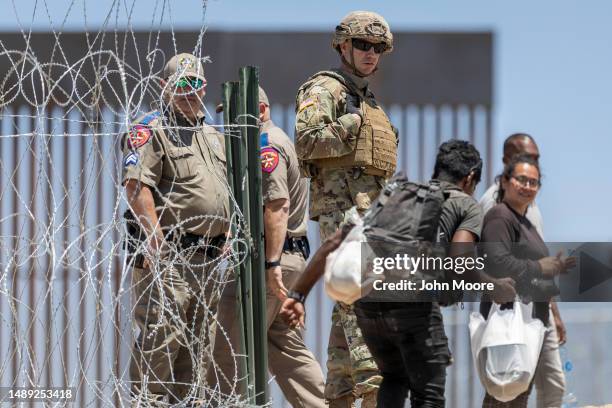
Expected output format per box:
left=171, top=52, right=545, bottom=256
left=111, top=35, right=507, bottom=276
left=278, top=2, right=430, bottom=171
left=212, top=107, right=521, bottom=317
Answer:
left=479, top=154, right=575, bottom=408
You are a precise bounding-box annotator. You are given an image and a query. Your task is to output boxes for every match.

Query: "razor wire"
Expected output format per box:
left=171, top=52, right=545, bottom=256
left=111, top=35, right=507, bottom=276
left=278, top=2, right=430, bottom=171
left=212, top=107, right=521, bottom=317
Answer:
left=0, top=0, right=263, bottom=406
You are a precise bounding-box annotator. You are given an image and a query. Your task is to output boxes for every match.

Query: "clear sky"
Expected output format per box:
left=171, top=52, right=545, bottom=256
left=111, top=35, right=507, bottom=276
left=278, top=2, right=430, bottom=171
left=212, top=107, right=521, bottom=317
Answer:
left=2, top=0, right=611, bottom=241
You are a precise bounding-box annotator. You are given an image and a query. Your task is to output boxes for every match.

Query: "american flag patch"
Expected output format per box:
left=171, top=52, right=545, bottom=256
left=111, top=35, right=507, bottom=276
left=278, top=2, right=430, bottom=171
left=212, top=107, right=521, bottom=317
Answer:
left=298, top=97, right=315, bottom=112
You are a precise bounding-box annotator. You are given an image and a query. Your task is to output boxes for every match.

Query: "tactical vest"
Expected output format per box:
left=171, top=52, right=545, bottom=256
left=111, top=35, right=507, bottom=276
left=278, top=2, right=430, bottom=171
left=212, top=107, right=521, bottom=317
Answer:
left=299, top=71, right=398, bottom=178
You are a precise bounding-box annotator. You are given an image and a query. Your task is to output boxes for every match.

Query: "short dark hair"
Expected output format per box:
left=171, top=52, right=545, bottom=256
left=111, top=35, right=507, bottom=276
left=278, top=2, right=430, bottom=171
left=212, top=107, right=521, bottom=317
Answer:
left=495, top=153, right=541, bottom=203
left=432, top=139, right=483, bottom=184
left=503, top=133, right=536, bottom=157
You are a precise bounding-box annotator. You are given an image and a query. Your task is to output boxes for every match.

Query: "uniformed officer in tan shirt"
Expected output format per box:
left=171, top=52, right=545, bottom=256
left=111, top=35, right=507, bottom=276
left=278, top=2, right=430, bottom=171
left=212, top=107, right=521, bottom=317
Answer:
left=208, top=87, right=326, bottom=407
left=123, top=52, right=229, bottom=405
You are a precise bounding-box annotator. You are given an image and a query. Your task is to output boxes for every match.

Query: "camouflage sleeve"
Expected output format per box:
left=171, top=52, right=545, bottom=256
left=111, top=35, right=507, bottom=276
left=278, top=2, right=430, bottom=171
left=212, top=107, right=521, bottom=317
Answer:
left=121, top=125, right=164, bottom=188
left=294, top=85, right=360, bottom=160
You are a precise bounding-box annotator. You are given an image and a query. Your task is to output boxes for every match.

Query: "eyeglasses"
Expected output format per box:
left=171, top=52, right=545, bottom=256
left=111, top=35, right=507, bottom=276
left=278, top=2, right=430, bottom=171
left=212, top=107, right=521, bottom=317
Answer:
left=511, top=175, right=541, bottom=189
left=351, top=39, right=387, bottom=54
left=175, top=77, right=205, bottom=90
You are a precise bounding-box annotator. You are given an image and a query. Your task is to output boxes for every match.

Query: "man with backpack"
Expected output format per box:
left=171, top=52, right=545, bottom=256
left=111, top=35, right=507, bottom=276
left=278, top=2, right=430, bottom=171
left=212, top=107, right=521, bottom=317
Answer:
left=281, top=140, right=516, bottom=407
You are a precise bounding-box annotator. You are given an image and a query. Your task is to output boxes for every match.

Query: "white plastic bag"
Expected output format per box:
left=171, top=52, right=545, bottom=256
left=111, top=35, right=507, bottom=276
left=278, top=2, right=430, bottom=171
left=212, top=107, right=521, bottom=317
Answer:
left=324, top=209, right=380, bottom=304
left=469, top=301, right=546, bottom=402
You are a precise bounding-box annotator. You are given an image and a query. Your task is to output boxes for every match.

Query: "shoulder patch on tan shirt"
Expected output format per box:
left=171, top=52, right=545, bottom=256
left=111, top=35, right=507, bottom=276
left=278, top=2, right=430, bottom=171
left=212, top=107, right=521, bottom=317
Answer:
left=261, top=146, right=280, bottom=173
left=127, top=125, right=152, bottom=149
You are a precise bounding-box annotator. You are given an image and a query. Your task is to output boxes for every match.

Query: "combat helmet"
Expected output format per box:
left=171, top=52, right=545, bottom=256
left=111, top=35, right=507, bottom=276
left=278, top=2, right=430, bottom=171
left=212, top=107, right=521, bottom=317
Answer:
left=332, top=11, right=393, bottom=54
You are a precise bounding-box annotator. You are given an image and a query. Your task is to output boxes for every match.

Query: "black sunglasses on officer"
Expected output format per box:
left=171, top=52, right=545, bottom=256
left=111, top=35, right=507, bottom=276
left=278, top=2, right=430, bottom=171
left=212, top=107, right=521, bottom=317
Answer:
left=351, top=38, right=387, bottom=54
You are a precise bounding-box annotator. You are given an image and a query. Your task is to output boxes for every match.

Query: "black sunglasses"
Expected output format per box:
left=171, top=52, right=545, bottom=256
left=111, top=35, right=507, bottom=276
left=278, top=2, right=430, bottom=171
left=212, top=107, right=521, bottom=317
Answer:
left=351, top=38, right=386, bottom=54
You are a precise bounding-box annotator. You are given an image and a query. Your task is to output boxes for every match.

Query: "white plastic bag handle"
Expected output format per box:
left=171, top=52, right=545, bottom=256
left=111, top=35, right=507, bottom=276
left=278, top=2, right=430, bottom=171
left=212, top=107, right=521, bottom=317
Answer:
left=487, top=297, right=524, bottom=319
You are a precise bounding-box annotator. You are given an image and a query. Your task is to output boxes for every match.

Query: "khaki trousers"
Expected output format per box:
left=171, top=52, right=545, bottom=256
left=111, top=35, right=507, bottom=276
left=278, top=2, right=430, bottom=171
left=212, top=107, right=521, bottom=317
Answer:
left=129, top=250, right=220, bottom=405
left=208, top=249, right=326, bottom=408
left=533, top=311, right=565, bottom=408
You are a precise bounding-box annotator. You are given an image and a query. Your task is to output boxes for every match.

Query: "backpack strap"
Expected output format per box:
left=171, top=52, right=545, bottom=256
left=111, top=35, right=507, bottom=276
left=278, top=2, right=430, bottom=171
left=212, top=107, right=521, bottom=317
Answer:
left=362, top=180, right=397, bottom=225
left=413, top=183, right=432, bottom=239
left=427, top=179, right=441, bottom=195
left=378, top=179, right=400, bottom=205
left=362, top=172, right=408, bottom=226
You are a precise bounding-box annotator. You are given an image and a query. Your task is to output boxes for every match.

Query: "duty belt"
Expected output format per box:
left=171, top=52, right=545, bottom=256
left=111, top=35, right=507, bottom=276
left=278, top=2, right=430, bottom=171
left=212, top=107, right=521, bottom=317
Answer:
left=126, top=225, right=226, bottom=268
left=179, top=232, right=226, bottom=258
left=283, top=236, right=310, bottom=259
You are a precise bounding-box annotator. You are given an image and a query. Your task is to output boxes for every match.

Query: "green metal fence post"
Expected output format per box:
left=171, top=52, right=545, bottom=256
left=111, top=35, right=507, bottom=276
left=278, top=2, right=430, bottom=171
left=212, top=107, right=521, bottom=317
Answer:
left=229, top=79, right=257, bottom=403
left=239, top=65, right=268, bottom=405
left=222, top=82, right=236, bottom=193
left=221, top=81, right=252, bottom=400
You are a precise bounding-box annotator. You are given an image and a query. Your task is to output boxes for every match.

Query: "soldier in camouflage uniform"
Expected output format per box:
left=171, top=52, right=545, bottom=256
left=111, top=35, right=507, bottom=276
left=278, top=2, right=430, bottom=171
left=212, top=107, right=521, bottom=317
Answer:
left=293, top=11, right=398, bottom=408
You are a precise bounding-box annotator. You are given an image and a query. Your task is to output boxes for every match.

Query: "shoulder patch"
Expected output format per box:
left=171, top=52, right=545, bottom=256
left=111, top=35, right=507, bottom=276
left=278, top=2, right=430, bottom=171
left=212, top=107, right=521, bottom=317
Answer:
left=124, top=151, right=139, bottom=167
left=140, top=111, right=161, bottom=126
left=127, top=125, right=152, bottom=149
left=260, top=132, right=269, bottom=147
left=261, top=146, right=280, bottom=173
left=298, top=97, right=315, bottom=113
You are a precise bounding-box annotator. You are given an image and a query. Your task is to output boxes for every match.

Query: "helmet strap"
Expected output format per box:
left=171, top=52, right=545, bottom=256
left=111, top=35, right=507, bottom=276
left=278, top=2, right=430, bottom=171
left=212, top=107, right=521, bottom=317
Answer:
left=341, top=42, right=378, bottom=78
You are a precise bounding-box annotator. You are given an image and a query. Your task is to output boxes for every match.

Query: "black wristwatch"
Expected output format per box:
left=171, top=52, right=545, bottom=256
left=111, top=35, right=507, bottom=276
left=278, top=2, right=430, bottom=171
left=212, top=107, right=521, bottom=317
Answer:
left=265, top=259, right=281, bottom=269
left=287, top=290, right=307, bottom=304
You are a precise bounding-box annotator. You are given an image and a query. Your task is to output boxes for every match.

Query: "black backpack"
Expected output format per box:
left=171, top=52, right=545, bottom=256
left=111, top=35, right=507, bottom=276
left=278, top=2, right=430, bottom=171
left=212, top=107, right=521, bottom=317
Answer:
left=361, top=172, right=463, bottom=305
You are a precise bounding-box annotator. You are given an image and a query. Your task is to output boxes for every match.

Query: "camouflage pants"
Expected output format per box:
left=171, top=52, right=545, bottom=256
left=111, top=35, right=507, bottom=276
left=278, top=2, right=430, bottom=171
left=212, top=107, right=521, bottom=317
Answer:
left=319, top=211, right=382, bottom=402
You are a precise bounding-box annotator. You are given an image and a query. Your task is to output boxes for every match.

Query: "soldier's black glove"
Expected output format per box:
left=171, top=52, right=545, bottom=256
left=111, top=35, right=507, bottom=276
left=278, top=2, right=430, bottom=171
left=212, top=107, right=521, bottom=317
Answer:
left=345, top=93, right=362, bottom=118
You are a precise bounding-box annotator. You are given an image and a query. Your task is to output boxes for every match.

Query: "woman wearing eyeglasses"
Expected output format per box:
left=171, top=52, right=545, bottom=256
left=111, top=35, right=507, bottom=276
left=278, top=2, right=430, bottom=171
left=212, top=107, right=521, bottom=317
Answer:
left=479, top=153, right=575, bottom=407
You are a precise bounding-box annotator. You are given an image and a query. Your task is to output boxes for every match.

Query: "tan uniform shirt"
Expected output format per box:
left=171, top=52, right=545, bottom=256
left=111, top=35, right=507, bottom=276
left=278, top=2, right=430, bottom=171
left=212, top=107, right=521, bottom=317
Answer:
left=122, top=109, right=230, bottom=237
left=260, top=119, right=308, bottom=237
left=295, top=68, right=387, bottom=219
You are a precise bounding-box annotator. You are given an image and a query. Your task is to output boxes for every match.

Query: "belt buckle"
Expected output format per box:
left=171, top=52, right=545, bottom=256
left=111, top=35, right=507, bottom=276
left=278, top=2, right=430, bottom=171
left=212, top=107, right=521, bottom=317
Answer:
left=287, top=237, right=295, bottom=251
left=181, top=233, right=203, bottom=253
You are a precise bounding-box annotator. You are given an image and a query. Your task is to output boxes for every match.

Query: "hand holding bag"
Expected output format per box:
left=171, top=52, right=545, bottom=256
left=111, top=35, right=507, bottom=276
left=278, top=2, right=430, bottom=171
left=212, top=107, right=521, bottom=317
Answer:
left=324, top=208, right=384, bottom=304
left=469, top=301, right=546, bottom=402
left=324, top=222, right=379, bottom=304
